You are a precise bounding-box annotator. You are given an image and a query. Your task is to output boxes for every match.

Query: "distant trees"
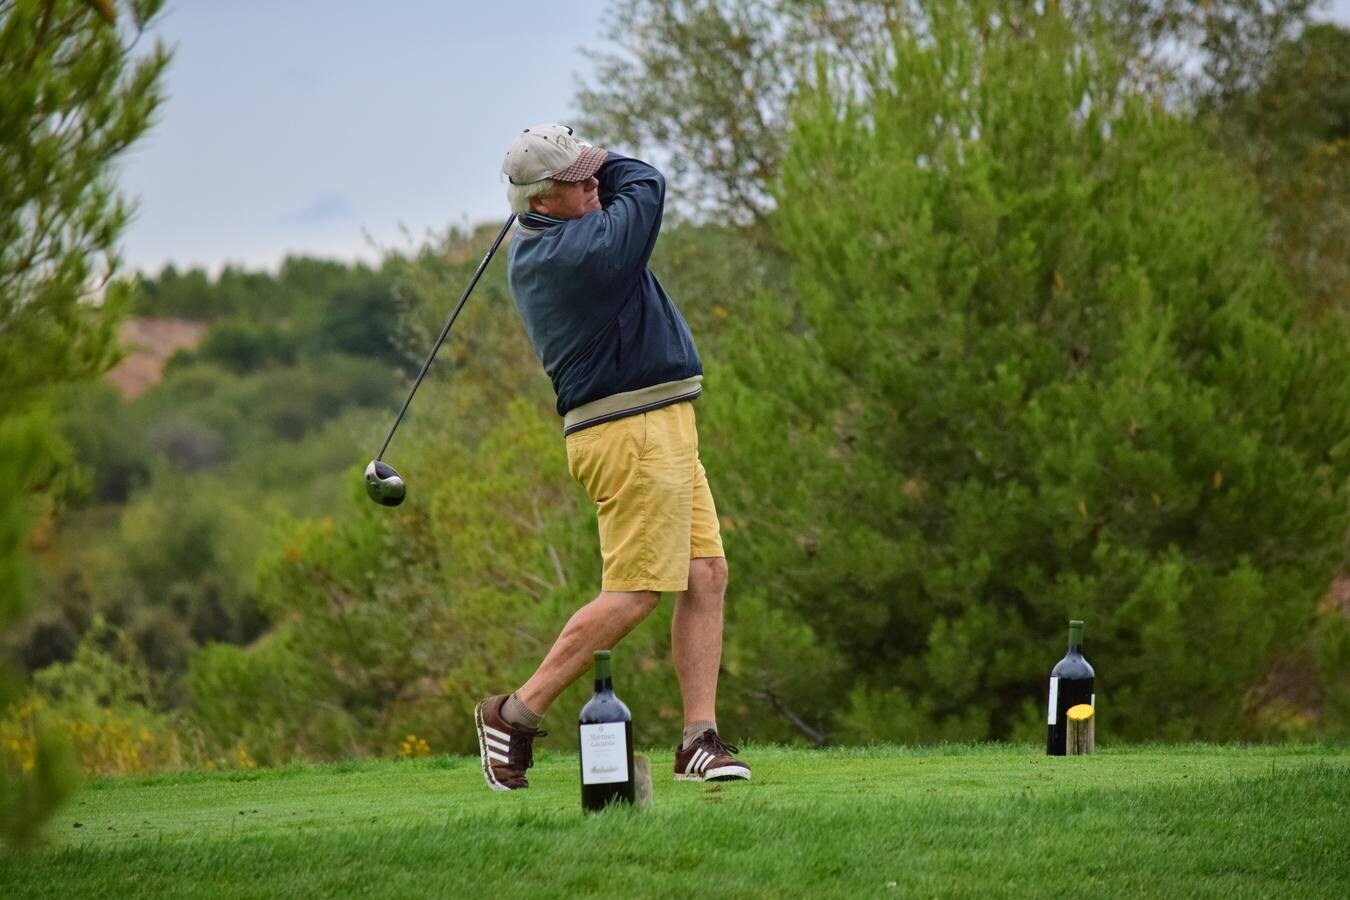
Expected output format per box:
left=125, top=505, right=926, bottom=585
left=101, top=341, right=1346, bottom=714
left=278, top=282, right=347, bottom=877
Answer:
left=138, top=259, right=409, bottom=370
left=9, top=257, right=407, bottom=747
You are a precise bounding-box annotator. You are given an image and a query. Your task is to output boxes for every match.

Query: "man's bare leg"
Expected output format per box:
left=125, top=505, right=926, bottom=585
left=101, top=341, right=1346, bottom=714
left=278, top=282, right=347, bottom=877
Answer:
left=516, top=589, right=660, bottom=715
left=672, top=557, right=728, bottom=729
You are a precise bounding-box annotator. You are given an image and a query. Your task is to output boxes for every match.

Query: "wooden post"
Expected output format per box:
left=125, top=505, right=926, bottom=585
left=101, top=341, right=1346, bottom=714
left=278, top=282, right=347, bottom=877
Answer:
left=1066, top=703, right=1095, bottom=755
left=633, top=753, right=653, bottom=809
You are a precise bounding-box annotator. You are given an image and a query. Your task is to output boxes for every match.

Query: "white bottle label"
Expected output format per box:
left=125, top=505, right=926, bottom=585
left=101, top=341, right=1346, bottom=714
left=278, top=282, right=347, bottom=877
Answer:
left=1047, top=676, right=1060, bottom=725
left=580, top=723, right=629, bottom=785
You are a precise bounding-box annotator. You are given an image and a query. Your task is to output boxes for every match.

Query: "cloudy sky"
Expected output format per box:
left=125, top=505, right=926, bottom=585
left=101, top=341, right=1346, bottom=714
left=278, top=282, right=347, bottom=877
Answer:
left=117, top=0, right=611, bottom=274
left=116, top=0, right=1350, bottom=275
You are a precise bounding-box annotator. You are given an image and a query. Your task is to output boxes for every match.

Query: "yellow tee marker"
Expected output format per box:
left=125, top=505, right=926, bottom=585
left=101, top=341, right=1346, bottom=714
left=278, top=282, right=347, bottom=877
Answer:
left=1067, top=704, right=1095, bottom=755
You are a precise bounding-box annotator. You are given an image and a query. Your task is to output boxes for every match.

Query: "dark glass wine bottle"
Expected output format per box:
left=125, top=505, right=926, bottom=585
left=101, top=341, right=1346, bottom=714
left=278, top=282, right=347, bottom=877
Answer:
left=578, top=649, right=635, bottom=811
left=1046, top=619, right=1095, bottom=756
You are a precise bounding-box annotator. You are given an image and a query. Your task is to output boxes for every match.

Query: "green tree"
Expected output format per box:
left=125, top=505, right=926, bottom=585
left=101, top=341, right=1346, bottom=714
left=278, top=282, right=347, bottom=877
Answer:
left=1208, top=23, right=1350, bottom=314
left=192, top=319, right=295, bottom=372
left=705, top=0, right=1350, bottom=742
left=0, top=0, right=169, bottom=849
left=311, top=280, right=406, bottom=367
left=576, top=0, right=1319, bottom=225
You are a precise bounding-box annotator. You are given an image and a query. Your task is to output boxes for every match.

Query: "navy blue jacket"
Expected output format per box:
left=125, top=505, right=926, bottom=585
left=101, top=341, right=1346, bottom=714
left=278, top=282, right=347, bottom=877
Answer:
left=507, top=153, right=703, bottom=430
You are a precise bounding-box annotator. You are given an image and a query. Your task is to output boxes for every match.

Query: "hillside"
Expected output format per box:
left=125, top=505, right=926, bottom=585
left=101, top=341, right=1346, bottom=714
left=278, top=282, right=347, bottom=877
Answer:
left=104, top=317, right=208, bottom=399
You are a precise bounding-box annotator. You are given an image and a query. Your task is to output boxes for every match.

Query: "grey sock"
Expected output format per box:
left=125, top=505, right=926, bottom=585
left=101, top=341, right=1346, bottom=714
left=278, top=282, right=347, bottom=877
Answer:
left=501, top=693, right=543, bottom=730
left=682, top=720, right=716, bottom=750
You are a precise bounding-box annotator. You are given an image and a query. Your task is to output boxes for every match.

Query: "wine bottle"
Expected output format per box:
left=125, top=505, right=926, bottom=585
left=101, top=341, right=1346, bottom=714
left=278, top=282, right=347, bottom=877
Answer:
left=1046, top=619, right=1095, bottom=756
left=578, top=649, right=635, bottom=811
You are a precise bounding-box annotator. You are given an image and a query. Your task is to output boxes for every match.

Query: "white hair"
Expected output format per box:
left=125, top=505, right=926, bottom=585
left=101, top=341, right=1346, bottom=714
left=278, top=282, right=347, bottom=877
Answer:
left=506, top=178, right=558, bottom=214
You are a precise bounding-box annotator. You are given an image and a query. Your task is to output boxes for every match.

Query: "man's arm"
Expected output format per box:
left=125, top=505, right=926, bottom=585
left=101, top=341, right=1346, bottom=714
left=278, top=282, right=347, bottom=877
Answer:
left=583, top=152, right=666, bottom=286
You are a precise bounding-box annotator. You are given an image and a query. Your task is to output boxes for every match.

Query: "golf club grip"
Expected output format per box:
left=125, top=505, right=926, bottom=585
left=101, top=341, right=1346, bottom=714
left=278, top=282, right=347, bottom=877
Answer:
left=376, top=214, right=517, bottom=461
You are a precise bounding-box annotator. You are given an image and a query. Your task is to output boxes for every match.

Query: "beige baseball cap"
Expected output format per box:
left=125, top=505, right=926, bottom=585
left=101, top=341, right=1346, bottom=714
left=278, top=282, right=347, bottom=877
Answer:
left=502, top=124, right=607, bottom=185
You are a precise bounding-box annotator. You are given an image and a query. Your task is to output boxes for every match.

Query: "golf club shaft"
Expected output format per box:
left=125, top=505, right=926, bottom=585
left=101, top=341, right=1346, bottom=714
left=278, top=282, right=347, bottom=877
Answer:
left=376, top=214, right=517, bottom=461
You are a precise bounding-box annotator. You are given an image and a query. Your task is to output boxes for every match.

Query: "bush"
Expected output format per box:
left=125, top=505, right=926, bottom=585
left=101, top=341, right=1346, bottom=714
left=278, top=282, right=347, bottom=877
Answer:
left=57, top=382, right=151, bottom=504
left=187, top=629, right=351, bottom=765
left=193, top=320, right=295, bottom=372
left=7, top=618, right=204, bottom=776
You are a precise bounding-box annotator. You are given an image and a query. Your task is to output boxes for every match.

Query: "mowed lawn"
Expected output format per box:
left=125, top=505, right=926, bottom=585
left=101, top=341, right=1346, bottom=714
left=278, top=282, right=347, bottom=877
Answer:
left=4, top=744, right=1347, bottom=899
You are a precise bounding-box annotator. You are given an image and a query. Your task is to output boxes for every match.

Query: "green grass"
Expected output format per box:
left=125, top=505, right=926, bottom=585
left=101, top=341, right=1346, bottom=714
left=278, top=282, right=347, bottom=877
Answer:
left=4, top=744, right=1348, bottom=898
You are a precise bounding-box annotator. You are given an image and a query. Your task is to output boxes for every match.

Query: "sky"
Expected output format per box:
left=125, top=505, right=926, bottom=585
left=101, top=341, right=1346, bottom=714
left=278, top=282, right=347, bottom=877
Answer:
left=118, top=0, right=1350, bottom=276
left=117, top=0, right=612, bottom=274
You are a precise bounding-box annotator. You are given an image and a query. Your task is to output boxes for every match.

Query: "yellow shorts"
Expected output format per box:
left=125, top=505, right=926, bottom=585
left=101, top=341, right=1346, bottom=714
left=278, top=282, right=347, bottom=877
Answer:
left=565, top=401, right=724, bottom=593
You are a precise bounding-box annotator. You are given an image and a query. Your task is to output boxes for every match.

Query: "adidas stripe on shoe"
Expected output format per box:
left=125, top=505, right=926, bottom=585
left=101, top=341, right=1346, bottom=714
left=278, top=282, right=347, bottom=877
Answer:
left=673, top=729, right=751, bottom=782
left=474, top=695, right=546, bottom=791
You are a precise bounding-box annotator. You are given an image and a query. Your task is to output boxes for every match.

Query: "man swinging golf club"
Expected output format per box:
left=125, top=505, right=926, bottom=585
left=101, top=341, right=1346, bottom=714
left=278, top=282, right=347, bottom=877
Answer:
left=473, top=124, right=750, bottom=790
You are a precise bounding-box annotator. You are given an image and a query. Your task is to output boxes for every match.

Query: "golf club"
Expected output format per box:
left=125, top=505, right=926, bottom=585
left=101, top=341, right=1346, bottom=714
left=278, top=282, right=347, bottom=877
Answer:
left=365, top=214, right=517, bottom=506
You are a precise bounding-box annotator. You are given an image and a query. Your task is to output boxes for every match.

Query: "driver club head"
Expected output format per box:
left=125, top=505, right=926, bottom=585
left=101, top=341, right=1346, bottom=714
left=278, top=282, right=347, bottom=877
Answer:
left=364, top=459, right=406, bottom=506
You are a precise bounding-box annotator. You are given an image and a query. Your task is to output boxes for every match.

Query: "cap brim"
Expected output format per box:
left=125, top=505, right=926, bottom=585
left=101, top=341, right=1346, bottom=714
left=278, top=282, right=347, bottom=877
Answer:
left=548, top=145, right=607, bottom=182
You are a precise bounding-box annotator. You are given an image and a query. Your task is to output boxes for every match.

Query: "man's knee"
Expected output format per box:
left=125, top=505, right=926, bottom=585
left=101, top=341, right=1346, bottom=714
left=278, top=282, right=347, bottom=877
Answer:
left=690, top=556, right=728, bottom=595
